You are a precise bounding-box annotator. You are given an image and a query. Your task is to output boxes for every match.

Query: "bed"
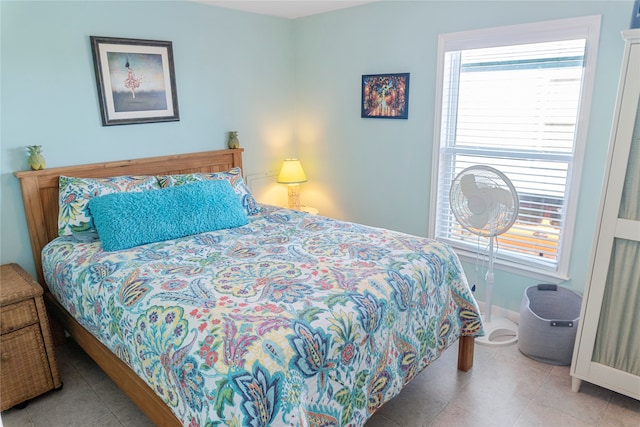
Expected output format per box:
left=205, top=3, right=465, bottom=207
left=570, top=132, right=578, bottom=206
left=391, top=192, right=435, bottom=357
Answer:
left=15, top=148, right=483, bottom=426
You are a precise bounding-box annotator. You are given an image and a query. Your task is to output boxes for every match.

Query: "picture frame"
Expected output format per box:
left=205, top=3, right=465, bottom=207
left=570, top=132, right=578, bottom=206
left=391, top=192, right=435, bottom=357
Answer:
left=90, top=36, right=180, bottom=126
left=631, top=0, right=640, bottom=29
left=361, top=73, right=409, bottom=119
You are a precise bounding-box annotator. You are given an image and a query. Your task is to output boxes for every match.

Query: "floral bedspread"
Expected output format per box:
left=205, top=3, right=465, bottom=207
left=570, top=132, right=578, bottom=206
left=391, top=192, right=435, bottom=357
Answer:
left=43, top=205, right=483, bottom=427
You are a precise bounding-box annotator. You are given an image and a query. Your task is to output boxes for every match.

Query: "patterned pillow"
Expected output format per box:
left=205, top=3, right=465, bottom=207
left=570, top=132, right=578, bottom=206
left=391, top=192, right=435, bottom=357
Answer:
left=58, top=175, right=160, bottom=236
left=157, top=167, right=261, bottom=215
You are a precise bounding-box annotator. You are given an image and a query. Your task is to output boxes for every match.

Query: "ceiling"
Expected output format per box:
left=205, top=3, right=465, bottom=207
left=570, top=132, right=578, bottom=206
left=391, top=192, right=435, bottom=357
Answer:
left=194, top=1, right=377, bottom=19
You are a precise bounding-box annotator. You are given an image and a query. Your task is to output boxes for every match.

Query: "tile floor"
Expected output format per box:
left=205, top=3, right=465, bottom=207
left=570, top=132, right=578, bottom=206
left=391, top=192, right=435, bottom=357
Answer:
left=2, top=339, right=639, bottom=427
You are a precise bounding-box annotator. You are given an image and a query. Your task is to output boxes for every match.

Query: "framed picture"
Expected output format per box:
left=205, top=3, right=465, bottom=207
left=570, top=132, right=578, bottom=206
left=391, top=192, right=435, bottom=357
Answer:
left=90, top=36, right=180, bottom=126
left=361, top=73, right=409, bottom=119
left=631, top=0, right=640, bottom=28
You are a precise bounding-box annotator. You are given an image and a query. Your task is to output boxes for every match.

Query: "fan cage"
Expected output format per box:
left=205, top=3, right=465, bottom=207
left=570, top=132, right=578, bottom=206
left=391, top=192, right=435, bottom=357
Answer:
left=449, top=165, right=519, bottom=237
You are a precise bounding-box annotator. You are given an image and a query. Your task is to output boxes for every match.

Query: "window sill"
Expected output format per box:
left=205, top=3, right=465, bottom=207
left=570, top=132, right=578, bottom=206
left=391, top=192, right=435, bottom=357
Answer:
left=451, top=246, right=570, bottom=283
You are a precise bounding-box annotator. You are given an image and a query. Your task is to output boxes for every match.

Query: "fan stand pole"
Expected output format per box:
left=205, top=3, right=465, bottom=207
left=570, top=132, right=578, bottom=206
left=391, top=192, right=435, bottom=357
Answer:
left=485, top=235, right=495, bottom=323
left=476, top=235, right=519, bottom=347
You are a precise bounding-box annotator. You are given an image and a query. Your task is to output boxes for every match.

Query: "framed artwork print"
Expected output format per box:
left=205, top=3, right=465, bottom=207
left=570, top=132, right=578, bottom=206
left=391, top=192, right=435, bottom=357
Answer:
left=90, top=36, right=180, bottom=126
left=631, top=0, right=640, bottom=28
left=361, top=73, right=409, bottom=119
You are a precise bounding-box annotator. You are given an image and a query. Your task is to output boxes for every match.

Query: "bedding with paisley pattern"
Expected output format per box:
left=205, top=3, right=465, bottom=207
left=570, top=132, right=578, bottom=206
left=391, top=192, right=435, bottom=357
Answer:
left=42, top=204, right=483, bottom=426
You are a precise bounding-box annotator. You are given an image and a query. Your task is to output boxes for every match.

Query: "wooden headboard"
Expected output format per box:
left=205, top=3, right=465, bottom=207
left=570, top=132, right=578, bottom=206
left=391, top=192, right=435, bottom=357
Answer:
left=14, top=148, right=244, bottom=287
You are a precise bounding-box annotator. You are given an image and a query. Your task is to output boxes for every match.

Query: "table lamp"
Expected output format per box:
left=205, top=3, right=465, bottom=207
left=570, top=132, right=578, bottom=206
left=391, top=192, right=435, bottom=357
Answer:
left=277, top=159, right=307, bottom=210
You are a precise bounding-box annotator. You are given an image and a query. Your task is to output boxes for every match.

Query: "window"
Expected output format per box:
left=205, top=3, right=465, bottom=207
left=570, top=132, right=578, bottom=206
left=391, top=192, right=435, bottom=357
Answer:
left=430, top=16, right=601, bottom=279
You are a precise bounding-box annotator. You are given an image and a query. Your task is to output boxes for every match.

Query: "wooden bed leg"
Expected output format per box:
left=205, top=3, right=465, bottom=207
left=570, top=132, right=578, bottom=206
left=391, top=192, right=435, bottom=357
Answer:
left=457, top=336, right=475, bottom=371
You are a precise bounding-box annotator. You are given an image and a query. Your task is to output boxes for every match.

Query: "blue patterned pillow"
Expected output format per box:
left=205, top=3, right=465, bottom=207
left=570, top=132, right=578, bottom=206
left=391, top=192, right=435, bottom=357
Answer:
left=157, top=167, right=261, bottom=216
left=58, top=175, right=160, bottom=236
left=89, top=180, right=248, bottom=251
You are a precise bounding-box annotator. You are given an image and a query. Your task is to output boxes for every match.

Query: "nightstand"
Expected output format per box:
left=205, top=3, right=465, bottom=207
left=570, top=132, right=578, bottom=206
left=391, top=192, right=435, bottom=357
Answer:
left=300, top=206, right=319, bottom=215
left=1, top=263, right=62, bottom=411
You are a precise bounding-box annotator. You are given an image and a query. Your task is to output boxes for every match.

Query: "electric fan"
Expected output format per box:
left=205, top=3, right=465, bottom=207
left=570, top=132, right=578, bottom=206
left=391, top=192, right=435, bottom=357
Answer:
left=449, top=165, right=519, bottom=346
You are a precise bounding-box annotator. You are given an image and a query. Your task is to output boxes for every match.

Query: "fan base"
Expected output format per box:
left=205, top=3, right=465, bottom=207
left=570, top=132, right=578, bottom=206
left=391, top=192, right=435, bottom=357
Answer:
left=476, top=316, right=518, bottom=347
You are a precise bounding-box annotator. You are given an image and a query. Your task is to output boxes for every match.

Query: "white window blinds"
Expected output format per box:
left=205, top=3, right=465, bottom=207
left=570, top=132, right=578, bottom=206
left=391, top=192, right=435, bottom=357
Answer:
left=431, top=17, right=601, bottom=278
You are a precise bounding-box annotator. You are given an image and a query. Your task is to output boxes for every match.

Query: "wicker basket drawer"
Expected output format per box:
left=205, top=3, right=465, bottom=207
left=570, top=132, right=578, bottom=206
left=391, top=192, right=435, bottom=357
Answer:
left=0, top=324, right=55, bottom=410
left=0, top=299, right=38, bottom=335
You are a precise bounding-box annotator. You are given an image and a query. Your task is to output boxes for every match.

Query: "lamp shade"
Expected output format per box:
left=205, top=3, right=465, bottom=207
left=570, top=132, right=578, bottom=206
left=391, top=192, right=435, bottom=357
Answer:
left=277, top=159, right=307, bottom=184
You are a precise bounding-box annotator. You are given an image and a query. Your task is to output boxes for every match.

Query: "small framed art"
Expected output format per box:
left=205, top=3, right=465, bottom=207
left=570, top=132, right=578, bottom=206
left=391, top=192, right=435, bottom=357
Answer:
left=361, top=73, right=409, bottom=119
left=631, top=0, right=640, bottom=28
left=90, top=36, right=180, bottom=126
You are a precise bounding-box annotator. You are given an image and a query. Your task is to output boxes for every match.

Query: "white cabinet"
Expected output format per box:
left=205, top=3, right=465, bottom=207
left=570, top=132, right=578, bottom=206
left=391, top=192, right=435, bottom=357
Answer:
left=570, top=29, right=640, bottom=400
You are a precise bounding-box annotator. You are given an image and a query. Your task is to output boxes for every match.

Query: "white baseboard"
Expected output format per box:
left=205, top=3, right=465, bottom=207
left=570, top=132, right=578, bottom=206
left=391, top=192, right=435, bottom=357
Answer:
left=476, top=301, right=520, bottom=325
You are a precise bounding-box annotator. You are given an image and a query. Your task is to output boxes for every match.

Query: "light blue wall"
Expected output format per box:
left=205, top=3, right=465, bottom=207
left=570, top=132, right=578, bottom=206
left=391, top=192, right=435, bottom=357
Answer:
left=292, top=1, right=634, bottom=311
left=1, top=1, right=295, bottom=277
left=1, top=1, right=634, bottom=313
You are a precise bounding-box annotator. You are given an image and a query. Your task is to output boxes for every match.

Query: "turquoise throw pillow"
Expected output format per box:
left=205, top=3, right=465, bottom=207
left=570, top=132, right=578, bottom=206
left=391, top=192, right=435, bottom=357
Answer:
left=89, top=180, right=248, bottom=251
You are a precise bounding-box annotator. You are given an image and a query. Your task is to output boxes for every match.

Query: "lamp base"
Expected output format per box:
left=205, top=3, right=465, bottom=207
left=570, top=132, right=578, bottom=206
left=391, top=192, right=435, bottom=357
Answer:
left=287, top=184, right=301, bottom=210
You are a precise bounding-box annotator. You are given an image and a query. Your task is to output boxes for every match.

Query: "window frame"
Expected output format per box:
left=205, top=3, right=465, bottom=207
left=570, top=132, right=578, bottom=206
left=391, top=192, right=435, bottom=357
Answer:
left=429, top=15, right=601, bottom=280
